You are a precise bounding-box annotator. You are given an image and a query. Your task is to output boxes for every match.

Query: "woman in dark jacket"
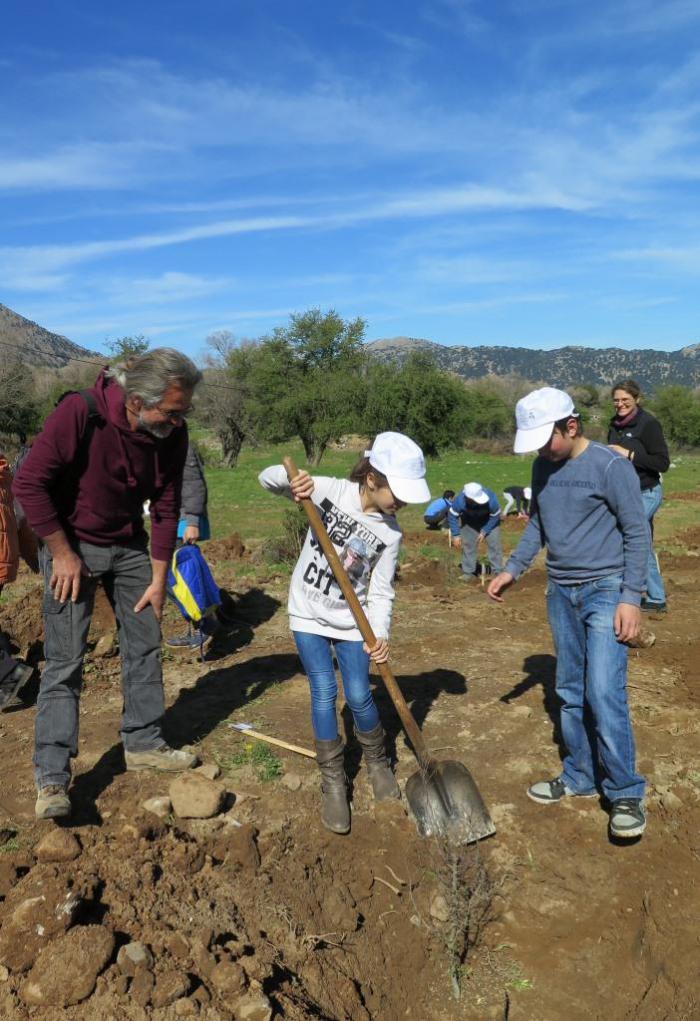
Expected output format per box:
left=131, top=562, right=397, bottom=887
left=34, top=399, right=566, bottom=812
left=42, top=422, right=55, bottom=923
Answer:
left=608, top=379, right=670, bottom=611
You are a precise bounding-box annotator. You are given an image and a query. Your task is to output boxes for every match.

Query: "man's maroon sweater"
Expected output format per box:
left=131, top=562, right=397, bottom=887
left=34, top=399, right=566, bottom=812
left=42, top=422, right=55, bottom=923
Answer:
left=13, top=372, right=187, bottom=562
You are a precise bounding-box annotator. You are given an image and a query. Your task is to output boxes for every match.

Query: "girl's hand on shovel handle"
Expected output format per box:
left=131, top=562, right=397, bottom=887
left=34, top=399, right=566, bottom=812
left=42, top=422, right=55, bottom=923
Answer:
left=364, top=638, right=390, bottom=663
left=290, top=470, right=314, bottom=502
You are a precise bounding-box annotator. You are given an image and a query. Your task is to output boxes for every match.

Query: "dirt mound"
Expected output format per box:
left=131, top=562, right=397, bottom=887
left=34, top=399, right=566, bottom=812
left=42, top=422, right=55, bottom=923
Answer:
left=398, top=556, right=454, bottom=595
left=0, top=589, right=44, bottom=658
left=206, top=533, right=246, bottom=561
left=676, top=523, right=700, bottom=551
left=0, top=797, right=484, bottom=1020
left=1, top=584, right=116, bottom=661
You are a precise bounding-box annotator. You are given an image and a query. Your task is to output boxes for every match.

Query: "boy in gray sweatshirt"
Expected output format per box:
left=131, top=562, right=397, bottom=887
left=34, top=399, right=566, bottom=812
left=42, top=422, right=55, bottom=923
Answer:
left=488, top=387, right=649, bottom=840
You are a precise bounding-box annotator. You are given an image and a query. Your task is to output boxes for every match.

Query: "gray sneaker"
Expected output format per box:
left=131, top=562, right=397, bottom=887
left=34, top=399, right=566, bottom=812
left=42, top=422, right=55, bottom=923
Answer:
left=609, top=799, right=646, bottom=839
left=35, top=785, right=71, bottom=820
left=124, top=744, right=199, bottom=772
left=527, top=777, right=597, bottom=804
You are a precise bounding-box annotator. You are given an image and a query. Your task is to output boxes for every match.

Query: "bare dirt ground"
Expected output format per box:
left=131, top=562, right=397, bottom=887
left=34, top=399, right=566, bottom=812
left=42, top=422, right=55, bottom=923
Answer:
left=0, top=519, right=698, bottom=1020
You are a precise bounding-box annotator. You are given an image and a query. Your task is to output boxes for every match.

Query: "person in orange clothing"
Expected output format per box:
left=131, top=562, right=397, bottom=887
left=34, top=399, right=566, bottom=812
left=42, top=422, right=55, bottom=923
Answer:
left=0, top=455, right=34, bottom=710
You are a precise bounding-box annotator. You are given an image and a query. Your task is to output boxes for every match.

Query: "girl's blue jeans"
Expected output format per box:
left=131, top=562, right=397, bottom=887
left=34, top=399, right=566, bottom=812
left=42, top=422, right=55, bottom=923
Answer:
left=292, top=631, right=380, bottom=741
left=546, top=575, right=645, bottom=802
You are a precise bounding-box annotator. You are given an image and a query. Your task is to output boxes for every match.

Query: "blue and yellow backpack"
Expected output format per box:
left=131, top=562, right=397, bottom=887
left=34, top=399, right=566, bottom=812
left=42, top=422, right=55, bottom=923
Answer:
left=166, top=544, right=221, bottom=655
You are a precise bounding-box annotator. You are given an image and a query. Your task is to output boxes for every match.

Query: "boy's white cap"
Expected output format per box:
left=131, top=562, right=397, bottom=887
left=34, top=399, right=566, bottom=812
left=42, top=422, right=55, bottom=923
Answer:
left=365, top=432, right=431, bottom=504
left=514, top=387, right=578, bottom=454
left=463, top=482, right=489, bottom=504
left=523, top=486, right=532, bottom=500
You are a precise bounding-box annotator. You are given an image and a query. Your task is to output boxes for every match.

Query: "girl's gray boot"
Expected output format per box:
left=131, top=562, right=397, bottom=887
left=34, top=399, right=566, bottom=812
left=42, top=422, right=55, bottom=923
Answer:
left=315, top=737, right=350, bottom=834
left=355, top=724, right=401, bottom=801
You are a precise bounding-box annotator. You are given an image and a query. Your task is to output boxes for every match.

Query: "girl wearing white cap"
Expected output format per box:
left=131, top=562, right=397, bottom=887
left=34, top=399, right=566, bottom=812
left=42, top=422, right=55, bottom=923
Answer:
left=259, top=432, right=430, bottom=835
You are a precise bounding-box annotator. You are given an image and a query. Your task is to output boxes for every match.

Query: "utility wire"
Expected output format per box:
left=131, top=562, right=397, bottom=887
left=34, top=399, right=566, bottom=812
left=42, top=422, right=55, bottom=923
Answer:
left=0, top=336, right=242, bottom=392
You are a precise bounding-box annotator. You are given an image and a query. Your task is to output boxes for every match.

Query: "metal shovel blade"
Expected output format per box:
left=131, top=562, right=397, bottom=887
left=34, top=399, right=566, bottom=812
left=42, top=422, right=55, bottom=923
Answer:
left=405, top=760, right=496, bottom=844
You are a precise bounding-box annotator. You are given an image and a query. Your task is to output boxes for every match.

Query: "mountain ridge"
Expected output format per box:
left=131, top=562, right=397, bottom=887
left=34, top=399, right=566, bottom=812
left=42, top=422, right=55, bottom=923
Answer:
left=0, top=303, right=104, bottom=368
left=367, top=336, right=700, bottom=391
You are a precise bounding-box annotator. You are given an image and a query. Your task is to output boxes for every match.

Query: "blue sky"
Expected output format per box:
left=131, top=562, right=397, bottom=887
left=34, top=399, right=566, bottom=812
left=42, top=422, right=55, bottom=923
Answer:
left=2, top=0, right=700, bottom=358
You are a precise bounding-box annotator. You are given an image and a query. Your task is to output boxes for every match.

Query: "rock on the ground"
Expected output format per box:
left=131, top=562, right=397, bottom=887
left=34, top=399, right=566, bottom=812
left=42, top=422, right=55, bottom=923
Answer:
left=211, top=960, right=247, bottom=1001
left=0, top=888, right=82, bottom=973
left=20, top=925, right=114, bottom=1007
left=195, top=762, right=222, bottom=780
left=281, top=772, right=302, bottom=791
left=152, top=969, right=190, bottom=1008
left=169, top=773, right=226, bottom=819
left=174, top=997, right=199, bottom=1017
left=92, top=632, right=117, bottom=658
left=661, top=790, right=683, bottom=811
left=116, top=941, right=154, bottom=976
left=35, top=829, right=82, bottom=863
left=213, top=823, right=260, bottom=873
left=130, top=965, right=155, bottom=1007
left=142, top=796, right=172, bottom=818
left=429, top=893, right=450, bottom=922
left=627, top=628, right=656, bottom=649
left=234, top=989, right=273, bottom=1021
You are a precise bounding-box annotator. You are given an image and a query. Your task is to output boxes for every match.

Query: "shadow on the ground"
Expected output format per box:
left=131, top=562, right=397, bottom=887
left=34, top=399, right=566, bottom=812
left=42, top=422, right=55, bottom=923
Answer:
left=70, top=650, right=299, bottom=826
left=341, top=667, right=468, bottom=784
left=499, top=653, right=568, bottom=761
left=170, top=587, right=281, bottom=661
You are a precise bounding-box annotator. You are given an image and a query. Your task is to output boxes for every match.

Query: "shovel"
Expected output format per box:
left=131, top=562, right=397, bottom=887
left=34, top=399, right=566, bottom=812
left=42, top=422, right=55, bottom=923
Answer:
left=283, top=457, right=495, bottom=844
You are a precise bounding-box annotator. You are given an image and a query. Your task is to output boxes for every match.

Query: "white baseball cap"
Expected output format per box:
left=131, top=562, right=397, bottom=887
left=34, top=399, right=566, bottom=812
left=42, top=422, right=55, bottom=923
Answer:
left=463, top=482, right=489, bottom=504
left=365, top=432, right=431, bottom=504
left=514, top=387, right=578, bottom=454
left=523, top=486, right=532, bottom=500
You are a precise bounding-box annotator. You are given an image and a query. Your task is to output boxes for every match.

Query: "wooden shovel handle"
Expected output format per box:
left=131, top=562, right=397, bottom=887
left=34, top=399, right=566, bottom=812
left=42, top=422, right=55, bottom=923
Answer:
left=283, top=456, right=431, bottom=766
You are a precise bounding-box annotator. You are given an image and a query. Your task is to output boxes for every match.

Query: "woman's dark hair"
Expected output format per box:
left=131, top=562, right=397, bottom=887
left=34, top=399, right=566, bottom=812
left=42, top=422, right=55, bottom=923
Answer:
left=443, top=489, right=456, bottom=499
left=611, top=379, right=642, bottom=402
left=348, top=455, right=389, bottom=488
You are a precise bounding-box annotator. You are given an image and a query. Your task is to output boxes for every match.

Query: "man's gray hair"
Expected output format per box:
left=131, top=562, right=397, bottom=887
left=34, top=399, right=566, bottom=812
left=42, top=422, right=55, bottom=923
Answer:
left=106, top=348, right=202, bottom=407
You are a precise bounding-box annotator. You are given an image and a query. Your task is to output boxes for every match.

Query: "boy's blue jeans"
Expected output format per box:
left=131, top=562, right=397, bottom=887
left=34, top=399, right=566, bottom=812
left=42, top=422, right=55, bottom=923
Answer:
left=546, top=575, right=645, bottom=802
left=293, top=631, right=380, bottom=741
left=641, top=484, right=666, bottom=605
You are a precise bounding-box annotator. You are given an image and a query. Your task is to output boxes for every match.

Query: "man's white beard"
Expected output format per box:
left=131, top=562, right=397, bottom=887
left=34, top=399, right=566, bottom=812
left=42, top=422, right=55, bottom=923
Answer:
left=137, top=415, right=174, bottom=439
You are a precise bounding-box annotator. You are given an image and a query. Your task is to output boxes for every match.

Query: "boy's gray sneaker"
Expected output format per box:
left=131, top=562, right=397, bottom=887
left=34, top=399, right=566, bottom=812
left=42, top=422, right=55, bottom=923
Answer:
left=35, top=785, right=71, bottom=820
left=527, top=777, right=597, bottom=804
left=609, top=798, right=646, bottom=838
left=124, top=744, right=199, bottom=772
left=0, top=662, right=34, bottom=711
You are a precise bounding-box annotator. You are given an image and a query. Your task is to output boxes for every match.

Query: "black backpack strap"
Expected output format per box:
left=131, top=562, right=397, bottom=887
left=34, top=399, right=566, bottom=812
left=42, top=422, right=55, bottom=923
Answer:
left=77, top=390, right=101, bottom=419
left=54, top=389, right=103, bottom=421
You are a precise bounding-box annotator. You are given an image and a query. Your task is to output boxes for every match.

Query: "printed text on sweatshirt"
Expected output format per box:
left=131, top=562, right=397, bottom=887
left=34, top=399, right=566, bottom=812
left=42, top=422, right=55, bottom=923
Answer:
left=259, top=466, right=402, bottom=640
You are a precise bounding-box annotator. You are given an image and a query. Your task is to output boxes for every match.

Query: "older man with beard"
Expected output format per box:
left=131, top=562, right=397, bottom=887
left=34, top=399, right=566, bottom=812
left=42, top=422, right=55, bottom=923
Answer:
left=14, top=348, right=202, bottom=820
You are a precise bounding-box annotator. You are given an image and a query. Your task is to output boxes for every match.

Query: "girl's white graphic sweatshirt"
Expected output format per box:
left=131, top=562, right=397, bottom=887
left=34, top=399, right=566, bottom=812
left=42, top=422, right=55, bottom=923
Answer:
left=259, top=466, right=402, bottom=641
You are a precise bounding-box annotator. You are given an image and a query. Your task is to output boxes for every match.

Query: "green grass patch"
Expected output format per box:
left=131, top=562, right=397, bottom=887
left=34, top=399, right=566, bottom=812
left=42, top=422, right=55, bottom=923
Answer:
left=205, top=439, right=700, bottom=546
left=216, top=740, right=283, bottom=782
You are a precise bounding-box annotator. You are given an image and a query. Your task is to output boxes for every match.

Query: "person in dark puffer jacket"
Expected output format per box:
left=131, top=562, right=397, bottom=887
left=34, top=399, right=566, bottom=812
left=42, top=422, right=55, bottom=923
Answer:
left=608, top=379, right=670, bottom=613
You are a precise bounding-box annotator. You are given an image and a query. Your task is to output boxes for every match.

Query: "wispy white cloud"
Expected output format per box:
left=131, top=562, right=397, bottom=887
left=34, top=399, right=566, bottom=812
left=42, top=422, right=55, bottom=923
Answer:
left=422, top=0, right=490, bottom=36
left=0, top=141, right=166, bottom=190
left=0, top=181, right=594, bottom=286
left=614, top=245, right=700, bottom=273
left=102, top=271, right=234, bottom=305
